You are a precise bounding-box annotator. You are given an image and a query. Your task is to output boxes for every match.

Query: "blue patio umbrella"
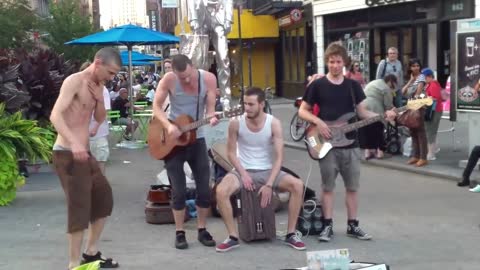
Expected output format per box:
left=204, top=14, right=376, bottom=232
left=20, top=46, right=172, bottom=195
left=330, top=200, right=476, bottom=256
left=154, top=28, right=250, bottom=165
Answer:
left=65, top=24, right=179, bottom=114
left=120, top=51, right=161, bottom=66
left=120, top=51, right=162, bottom=63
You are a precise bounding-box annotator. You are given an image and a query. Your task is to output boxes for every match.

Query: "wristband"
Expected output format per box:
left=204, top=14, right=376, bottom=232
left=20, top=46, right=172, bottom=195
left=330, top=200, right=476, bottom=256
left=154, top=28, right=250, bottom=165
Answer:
left=265, top=184, right=273, bottom=189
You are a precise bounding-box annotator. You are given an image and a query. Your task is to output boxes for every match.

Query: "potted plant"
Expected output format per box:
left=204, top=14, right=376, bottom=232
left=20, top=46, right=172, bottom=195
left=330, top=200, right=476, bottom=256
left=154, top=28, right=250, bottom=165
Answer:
left=0, top=103, right=54, bottom=205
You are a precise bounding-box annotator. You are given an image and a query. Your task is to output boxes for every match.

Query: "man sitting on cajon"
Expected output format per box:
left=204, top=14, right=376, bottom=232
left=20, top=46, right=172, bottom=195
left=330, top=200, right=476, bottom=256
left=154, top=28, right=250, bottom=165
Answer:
left=215, top=87, right=306, bottom=252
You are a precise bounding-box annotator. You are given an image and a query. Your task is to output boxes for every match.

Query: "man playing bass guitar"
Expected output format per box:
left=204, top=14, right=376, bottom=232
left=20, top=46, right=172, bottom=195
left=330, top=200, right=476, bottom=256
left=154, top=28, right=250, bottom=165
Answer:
left=298, top=43, right=396, bottom=242
left=152, top=54, right=218, bottom=249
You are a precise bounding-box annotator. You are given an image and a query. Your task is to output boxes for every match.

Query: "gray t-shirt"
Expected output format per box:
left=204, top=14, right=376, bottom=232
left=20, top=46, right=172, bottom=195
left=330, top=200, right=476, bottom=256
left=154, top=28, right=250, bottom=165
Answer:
left=375, top=59, right=404, bottom=87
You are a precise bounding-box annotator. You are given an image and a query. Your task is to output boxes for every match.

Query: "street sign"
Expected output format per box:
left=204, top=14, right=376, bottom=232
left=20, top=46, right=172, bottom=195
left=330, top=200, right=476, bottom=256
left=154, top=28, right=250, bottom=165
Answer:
left=290, top=9, right=302, bottom=23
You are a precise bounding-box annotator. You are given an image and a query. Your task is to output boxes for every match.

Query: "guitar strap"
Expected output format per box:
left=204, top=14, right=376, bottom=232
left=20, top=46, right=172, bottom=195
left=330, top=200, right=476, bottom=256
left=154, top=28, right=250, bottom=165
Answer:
left=349, top=80, right=358, bottom=120
left=196, top=70, right=201, bottom=121
left=349, top=80, right=360, bottom=143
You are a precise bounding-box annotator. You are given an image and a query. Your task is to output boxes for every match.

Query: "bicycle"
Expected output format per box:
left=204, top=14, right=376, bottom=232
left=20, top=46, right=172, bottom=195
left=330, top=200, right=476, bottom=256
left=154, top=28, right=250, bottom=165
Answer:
left=263, top=86, right=273, bottom=115
left=289, top=97, right=308, bottom=142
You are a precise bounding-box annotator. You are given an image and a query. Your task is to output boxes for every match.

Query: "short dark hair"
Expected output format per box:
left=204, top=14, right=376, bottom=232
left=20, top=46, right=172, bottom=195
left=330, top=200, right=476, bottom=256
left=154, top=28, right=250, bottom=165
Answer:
left=244, top=87, right=265, bottom=103
left=95, top=47, right=121, bottom=67
left=383, top=74, right=398, bottom=84
left=171, top=54, right=192, bottom=72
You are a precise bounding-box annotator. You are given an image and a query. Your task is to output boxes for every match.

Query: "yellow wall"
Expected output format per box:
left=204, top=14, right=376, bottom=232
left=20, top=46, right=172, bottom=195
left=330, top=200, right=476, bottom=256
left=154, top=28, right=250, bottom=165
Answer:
left=229, top=43, right=276, bottom=97
left=174, top=9, right=279, bottom=39
left=173, top=9, right=279, bottom=98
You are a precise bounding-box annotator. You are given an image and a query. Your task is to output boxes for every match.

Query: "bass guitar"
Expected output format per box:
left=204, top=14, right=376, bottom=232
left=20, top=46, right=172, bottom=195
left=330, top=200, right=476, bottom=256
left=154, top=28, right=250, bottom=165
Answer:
left=305, top=97, right=433, bottom=160
left=148, top=106, right=243, bottom=160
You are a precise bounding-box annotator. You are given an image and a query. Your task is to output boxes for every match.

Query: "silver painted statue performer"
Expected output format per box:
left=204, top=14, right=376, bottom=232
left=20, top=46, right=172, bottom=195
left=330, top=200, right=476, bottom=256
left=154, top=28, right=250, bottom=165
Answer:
left=187, top=0, right=234, bottom=101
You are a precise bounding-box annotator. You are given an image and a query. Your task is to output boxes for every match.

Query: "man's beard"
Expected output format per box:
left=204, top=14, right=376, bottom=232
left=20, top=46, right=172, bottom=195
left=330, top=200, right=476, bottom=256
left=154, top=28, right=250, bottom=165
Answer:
left=246, top=110, right=260, bottom=119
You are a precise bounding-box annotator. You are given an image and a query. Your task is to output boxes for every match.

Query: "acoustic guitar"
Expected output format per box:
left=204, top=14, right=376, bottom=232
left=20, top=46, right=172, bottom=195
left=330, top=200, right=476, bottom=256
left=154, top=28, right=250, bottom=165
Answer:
left=148, top=106, right=243, bottom=160
left=305, top=97, right=433, bottom=160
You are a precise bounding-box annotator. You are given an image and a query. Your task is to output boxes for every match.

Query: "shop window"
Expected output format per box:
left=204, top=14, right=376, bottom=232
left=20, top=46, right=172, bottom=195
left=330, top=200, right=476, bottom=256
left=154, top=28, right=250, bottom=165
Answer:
left=327, top=31, right=370, bottom=82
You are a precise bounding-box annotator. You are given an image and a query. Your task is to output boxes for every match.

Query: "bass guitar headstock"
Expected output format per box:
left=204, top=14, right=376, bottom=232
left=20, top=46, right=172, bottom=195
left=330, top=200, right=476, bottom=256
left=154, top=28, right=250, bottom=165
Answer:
left=218, top=105, right=244, bottom=119
left=406, top=97, right=433, bottom=111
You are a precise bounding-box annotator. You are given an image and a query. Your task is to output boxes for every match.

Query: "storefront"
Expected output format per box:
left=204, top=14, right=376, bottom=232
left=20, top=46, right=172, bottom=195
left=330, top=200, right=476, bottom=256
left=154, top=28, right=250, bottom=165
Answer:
left=276, top=4, right=315, bottom=98
left=314, top=0, right=475, bottom=87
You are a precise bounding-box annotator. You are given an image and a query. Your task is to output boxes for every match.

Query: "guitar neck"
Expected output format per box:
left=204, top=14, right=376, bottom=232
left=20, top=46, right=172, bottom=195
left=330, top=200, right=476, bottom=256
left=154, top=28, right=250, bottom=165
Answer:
left=179, top=115, right=219, bottom=133
left=340, top=106, right=407, bottom=133
left=341, top=115, right=383, bottom=133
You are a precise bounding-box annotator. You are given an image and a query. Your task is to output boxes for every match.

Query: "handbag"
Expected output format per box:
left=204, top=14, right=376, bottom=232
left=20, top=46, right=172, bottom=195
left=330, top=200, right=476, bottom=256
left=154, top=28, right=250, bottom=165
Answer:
left=424, top=99, right=437, bottom=121
left=397, top=109, right=421, bottom=129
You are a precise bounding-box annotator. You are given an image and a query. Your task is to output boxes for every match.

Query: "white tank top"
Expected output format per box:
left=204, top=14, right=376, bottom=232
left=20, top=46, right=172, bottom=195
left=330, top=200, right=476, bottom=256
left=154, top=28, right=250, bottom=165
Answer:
left=237, top=114, right=273, bottom=170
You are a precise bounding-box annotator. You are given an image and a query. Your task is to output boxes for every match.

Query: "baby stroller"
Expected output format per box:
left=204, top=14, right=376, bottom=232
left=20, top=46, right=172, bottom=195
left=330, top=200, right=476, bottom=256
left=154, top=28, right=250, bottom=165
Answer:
left=384, top=98, right=410, bottom=155
left=384, top=122, right=401, bottom=155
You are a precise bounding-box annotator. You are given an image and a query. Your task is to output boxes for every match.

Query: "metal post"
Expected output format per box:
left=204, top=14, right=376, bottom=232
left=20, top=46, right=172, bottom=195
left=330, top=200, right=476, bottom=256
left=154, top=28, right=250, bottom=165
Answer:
left=128, top=45, right=134, bottom=117
left=237, top=3, right=244, bottom=106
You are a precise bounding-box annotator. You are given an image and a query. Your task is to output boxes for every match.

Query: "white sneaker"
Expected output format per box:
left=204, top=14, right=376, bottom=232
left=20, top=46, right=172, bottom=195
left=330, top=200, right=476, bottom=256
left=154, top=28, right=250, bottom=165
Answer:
left=427, top=155, right=436, bottom=161
left=470, top=185, right=480, bottom=193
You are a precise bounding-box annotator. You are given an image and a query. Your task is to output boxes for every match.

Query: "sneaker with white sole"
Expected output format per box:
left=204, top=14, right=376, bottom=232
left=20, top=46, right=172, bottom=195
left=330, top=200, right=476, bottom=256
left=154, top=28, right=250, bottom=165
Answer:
left=285, top=234, right=306, bottom=250
left=427, top=154, right=436, bottom=161
left=347, top=221, right=372, bottom=240
left=318, top=224, right=333, bottom=242
left=469, top=185, right=480, bottom=193
left=216, top=237, right=239, bottom=252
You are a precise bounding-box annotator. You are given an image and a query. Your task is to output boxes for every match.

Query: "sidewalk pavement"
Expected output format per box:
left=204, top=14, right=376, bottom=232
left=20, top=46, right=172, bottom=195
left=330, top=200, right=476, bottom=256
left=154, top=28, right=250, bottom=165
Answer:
left=269, top=102, right=478, bottom=183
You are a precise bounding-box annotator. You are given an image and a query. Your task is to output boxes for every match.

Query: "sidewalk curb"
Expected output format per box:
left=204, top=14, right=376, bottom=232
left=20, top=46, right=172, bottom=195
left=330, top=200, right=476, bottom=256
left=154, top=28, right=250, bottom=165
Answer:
left=284, top=142, right=461, bottom=182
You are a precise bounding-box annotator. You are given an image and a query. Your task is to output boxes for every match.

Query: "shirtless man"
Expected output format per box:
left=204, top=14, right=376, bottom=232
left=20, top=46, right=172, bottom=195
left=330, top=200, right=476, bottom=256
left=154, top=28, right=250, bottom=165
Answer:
left=153, top=54, right=218, bottom=249
left=50, top=48, right=121, bottom=269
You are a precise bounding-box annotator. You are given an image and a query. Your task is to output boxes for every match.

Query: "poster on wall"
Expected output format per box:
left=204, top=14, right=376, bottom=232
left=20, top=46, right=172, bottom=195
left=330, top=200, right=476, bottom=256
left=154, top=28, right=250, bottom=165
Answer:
left=341, top=31, right=370, bottom=84
left=457, top=31, right=480, bottom=111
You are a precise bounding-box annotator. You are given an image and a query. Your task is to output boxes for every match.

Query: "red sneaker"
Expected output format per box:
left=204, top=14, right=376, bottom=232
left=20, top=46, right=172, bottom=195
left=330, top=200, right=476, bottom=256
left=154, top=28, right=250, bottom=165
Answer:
left=285, top=234, right=306, bottom=250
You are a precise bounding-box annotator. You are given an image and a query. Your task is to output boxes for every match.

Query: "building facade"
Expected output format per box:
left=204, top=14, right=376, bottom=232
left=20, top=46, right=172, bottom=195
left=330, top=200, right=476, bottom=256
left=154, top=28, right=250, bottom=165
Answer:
left=99, top=0, right=149, bottom=30
left=313, top=0, right=476, bottom=87
left=80, top=0, right=101, bottom=29
left=174, top=1, right=280, bottom=97
left=29, top=0, right=49, bottom=17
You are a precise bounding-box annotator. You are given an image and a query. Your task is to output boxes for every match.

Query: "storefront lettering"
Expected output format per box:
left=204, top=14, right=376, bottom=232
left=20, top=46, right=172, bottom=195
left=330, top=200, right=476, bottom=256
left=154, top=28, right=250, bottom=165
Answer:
left=365, top=0, right=406, bottom=7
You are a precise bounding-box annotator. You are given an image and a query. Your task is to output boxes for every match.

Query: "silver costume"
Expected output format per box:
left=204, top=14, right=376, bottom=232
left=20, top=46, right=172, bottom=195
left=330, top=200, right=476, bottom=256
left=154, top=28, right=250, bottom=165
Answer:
left=186, top=0, right=233, bottom=98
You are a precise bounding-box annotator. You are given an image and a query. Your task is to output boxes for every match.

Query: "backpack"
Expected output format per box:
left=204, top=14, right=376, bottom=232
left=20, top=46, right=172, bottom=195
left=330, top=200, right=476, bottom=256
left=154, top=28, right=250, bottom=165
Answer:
left=380, top=59, right=388, bottom=78
left=440, top=88, right=449, bottom=101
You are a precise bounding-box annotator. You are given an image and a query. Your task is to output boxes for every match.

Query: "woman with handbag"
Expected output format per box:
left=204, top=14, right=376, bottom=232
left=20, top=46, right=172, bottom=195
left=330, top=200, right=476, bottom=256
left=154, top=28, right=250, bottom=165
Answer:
left=422, top=68, right=444, bottom=161
left=359, top=74, right=397, bottom=159
left=400, top=59, right=428, bottom=167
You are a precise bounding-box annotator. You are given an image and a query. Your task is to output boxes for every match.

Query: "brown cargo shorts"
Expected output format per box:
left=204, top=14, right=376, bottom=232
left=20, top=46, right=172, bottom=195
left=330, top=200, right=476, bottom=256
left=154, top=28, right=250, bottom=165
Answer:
left=52, top=151, right=113, bottom=233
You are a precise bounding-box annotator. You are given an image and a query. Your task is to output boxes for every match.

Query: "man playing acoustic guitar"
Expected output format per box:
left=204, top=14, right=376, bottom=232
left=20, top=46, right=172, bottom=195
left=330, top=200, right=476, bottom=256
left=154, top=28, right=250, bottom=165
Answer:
left=152, top=54, right=218, bottom=249
left=298, top=43, right=396, bottom=242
